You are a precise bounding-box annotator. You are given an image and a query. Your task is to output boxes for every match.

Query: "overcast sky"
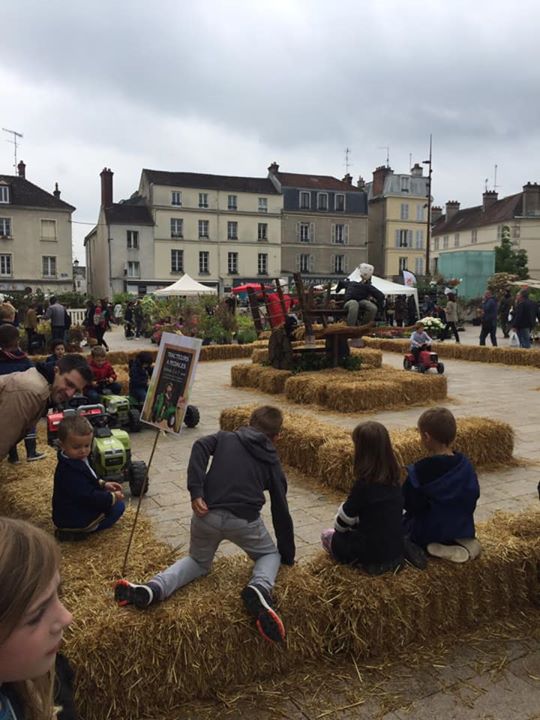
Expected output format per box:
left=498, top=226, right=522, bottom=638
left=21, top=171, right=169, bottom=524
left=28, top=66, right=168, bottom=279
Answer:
left=2, top=0, right=540, bottom=263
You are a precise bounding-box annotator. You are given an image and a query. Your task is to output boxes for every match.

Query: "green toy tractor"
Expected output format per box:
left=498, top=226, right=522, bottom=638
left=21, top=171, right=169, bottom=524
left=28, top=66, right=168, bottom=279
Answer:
left=99, top=393, right=143, bottom=433
left=46, top=404, right=149, bottom=496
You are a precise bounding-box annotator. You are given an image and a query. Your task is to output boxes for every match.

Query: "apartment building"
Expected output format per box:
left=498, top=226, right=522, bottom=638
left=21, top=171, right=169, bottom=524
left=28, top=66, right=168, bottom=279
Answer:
left=366, top=164, right=429, bottom=279
left=431, top=184, right=540, bottom=279
left=86, top=168, right=282, bottom=297
left=0, top=161, right=75, bottom=293
left=267, top=163, right=368, bottom=282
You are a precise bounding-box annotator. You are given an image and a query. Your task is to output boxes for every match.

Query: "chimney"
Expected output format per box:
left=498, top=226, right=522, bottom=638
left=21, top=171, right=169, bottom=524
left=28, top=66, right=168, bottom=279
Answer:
left=342, top=173, right=352, bottom=185
left=100, top=168, right=113, bottom=208
left=357, top=175, right=366, bottom=191
left=445, top=201, right=460, bottom=221
left=482, top=190, right=498, bottom=211
left=372, top=165, right=393, bottom=196
left=522, top=182, right=540, bottom=216
left=431, top=205, right=443, bottom=222
left=53, top=182, right=61, bottom=199
left=17, top=160, right=26, bottom=178
left=410, top=163, right=423, bottom=177
left=268, top=162, right=279, bottom=175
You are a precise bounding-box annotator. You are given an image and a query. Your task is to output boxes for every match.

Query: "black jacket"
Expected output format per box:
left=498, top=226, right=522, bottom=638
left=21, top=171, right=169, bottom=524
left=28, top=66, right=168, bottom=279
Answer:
left=187, top=428, right=295, bottom=564
left=332, top=480, right=404, bottom=566
left=129, top=358, right=150, bottom=392
left=52, top=453, right=116, bottom=530
left=513, top=298, right=537, bottom=330
left=343, top=281, right=385, bottom=309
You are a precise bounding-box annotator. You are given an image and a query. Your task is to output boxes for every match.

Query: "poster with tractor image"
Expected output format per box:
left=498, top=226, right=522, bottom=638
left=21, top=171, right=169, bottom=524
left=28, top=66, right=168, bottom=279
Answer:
left=141, top=333, right=202, bottom=433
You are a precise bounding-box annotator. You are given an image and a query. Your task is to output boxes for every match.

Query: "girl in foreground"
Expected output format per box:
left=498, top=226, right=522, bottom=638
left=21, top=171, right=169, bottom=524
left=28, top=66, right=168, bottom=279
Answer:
left=0, top=517, right=72, bottom=719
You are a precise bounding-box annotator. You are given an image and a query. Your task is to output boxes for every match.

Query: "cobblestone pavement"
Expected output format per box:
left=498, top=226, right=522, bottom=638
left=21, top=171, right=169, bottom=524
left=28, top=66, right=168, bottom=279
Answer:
left=105, top=325, right=540, bottom=719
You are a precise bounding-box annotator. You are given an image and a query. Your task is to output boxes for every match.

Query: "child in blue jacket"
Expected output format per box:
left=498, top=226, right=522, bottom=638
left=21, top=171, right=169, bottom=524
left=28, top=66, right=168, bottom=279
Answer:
left=129, top=351, right=153, bottom=404
left=52, top=415, right=125, bottom=539
left=403, top=407, right=481, bottom=563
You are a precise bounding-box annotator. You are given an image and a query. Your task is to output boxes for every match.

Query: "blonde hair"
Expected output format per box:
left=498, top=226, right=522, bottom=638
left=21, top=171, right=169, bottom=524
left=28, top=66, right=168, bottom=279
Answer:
left=0, top=517, right=60, bottom=719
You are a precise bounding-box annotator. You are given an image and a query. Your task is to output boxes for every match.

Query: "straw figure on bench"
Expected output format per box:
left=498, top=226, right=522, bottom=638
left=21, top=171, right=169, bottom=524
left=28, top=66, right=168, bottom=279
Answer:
left=403, top=407, right=482, bottom=563
left=115, top=405, right=295, bottom=644
left=337, top=263, right=385, bottom=327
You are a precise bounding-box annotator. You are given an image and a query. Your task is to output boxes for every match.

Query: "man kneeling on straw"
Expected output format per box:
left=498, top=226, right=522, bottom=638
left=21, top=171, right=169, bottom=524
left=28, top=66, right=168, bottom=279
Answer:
left=115, top=406, right=295, bottom=643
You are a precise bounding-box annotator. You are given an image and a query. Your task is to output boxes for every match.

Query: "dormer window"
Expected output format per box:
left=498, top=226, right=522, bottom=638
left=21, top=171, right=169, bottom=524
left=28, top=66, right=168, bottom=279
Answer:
left=0, top=186, right=9, bottom=204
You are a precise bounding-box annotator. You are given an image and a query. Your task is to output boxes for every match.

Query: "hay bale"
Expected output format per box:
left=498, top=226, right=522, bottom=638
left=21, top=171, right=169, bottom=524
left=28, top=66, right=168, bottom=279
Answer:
left=200, top=343, right=256, bottom=361
left=258, top=367, right=292, bottom=394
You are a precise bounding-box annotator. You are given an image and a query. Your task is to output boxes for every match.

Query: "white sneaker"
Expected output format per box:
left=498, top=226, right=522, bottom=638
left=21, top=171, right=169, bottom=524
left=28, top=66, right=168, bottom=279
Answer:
left=455, top=538, right=482, bottom=560
left=427, top=543, right=469, bottom=563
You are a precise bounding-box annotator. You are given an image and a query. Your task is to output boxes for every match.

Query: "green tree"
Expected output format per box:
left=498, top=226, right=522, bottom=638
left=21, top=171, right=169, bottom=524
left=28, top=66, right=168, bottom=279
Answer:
left=495, top=226, right=528, bottom=279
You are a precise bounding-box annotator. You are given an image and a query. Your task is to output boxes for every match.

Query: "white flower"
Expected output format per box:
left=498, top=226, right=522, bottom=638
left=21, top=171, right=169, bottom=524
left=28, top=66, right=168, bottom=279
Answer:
left=419, top=316, right=445, bottom=330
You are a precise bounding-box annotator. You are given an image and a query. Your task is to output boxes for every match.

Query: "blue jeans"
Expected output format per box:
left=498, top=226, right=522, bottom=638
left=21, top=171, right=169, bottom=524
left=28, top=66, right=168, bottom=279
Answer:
left=517, top=327, right=531, bottom=349
left=130, top=387, right=147, bottom=404
left=150, top=509, right=281, bottom=599
left=95, top=500, right=125, bottom=531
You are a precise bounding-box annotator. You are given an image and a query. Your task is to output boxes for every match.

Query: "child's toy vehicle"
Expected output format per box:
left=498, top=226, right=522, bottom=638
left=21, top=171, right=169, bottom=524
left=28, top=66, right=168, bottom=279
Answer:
left=151, top=401, right=200, bottom=430
left=46, top=404, right=149, bottom=496
left=98, top=392, right=200, bottom=431
left=403, top=349, right=445, bottom=374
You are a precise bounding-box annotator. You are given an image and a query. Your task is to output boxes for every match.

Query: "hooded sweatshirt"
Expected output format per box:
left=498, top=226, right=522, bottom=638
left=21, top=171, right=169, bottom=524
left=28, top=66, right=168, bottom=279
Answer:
left=187, top=427, right=295, bottom=564
left=402, top=452, right=479, bottom=547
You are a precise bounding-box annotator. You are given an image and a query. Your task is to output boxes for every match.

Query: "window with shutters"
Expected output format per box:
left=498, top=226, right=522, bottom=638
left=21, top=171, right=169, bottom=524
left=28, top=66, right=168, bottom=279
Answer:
left=227, top=221, right=238, bottom=240
left=257, top=223, right=268, bottom=241
left=471, top=229, right=478, bottom=244
left=400, top=203, right=409, bottom=220
left=0, top=254, right=12, bottom=276
left=199, top=251, right=209, bottom=274
left=0, top=186, right=9, bottom=204
left=335, top=194, right=345, bottom=212
left=41, top=219, right=57, bottom=241
left=171, top=249, right=183, bottom=273
left=454, top=233, right=460, bottom=247
left=42, top=256, right=57, bottom=277
left=0, top=218, right=12, bottom=237
left=127, top=230, right=139, bottom=248
left=415, top=230, right=424, bottom=249
left=198, top=220, right=209, bottom=239
left=333, top=254, right=345, bottom=273
left=433, top=237, right=440, bottom=251
left=398, top=257, right=408, bottom=272
left=170, top=219, right=183, bottom=239
left=299, top=254, right=311, bottom=273
left=300, top=191, right=310, bottom=209
left=443, top=235, right=449, bottom=249
left=171, top=191, right=182, bottom=206
left=257, top=253, right=268, bottom=275
left=396, top=229, right=410, bottom=248
left=228, top=252, right=238, bottom=274
left=333, top=224, right=348, bottom=245
left=416, top=204, right=425, bottom=221
left=415, top=257, right=424, bottom=275
left=299, top=223, right=311, bottom=243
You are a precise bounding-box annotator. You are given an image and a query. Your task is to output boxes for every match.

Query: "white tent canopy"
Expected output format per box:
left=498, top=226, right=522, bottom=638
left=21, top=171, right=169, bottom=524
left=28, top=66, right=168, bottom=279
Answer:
left=153, top=273, right=217, bottom=297
left=346, top=269, right=420, bottom=315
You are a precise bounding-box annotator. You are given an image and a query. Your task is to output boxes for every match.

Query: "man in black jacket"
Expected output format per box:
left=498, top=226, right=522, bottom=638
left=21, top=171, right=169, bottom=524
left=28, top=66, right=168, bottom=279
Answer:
left=512, top=289, right=537, bottom=349
left=115, top=406, right=295, bottom=644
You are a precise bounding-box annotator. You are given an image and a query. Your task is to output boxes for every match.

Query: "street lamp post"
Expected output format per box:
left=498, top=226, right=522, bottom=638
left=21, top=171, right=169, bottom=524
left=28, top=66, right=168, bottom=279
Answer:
left=422, top=134, right=433, bottom=277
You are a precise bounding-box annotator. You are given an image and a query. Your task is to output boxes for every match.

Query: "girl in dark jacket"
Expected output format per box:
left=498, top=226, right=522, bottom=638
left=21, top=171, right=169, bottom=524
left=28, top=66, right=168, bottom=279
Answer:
left=321, top=421, right=405, bottom=575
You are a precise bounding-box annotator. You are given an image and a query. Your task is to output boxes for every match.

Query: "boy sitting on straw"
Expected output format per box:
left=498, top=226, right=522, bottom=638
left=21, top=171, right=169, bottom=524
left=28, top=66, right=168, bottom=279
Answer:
left=402, top=407, right=481, bottom=563
left=115, top=405, right=295, bottom=644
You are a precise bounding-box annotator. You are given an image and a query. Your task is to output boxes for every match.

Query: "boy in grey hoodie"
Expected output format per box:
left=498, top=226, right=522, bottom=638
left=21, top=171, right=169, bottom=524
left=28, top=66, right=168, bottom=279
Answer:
left=115, top=406, right=295, bottom=643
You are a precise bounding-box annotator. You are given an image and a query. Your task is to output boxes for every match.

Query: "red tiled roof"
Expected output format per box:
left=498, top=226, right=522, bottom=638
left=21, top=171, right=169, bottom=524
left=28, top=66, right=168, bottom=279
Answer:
left=432, top=193, right=523, bottom=234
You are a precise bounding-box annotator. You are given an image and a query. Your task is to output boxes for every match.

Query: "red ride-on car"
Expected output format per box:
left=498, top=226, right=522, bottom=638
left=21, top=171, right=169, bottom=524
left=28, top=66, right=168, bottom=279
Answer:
left=403, top=347, right=445, bottom=374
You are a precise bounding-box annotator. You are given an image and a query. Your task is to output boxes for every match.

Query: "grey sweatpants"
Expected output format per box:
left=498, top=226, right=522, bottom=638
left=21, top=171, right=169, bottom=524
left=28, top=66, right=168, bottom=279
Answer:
left=150, top=509, right=282, bottom=599
left=344, top=299, right=378, bottom=326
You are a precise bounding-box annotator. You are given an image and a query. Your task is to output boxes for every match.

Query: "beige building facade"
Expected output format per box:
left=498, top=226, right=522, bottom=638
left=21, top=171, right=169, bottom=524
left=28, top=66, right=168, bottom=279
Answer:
left=431, top=184, right=540, bottom=279
left=0, top=162, right=75, bottom=294
left=366, top=164, right=429, bottom=280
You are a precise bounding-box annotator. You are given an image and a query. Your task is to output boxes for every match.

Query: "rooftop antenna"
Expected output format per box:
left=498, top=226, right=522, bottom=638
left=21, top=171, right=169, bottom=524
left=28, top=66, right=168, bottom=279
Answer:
left=409, top=152, right=413, bottom=169
left=484, top=177, right=489, bottom=192
left=493, top=164, right=499, bottom=192
left=344, top=147, right=352, bottom=173
left=378, top=145, right=390, bottom=167
left=2, top=128, right=23, bottom=170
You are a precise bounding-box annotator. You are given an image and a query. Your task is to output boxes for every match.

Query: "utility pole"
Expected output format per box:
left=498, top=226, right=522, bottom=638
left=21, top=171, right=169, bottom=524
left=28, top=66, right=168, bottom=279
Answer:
left=2, top=128, right=23, bottom=170
left=422, top=134, right=433, bottom=277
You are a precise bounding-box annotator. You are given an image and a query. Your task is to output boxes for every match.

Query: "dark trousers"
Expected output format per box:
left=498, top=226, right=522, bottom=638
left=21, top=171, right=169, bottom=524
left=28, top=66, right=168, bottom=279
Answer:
left=412, top=344, right=430, bottom=364
left=479, top=321, right=497, bottom=346
left=52, top=325, right=65, bottom=340
left=95, top=325, right=109, bottom=350
left=130, top=387, right=147, bottom=404
left=446, top=322, right=460, bottom=343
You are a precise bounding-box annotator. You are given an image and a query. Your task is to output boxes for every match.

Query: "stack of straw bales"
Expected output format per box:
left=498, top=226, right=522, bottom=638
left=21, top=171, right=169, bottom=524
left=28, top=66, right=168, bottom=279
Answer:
left=0, top=439, right=538, bottom=719
left=220, top=406, right=515, bottom=492
left=363, top=336, right=540, bottom=369
left=251, top=345, right=383, bottom=368
left=231, top=363, right=447, bottom=413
